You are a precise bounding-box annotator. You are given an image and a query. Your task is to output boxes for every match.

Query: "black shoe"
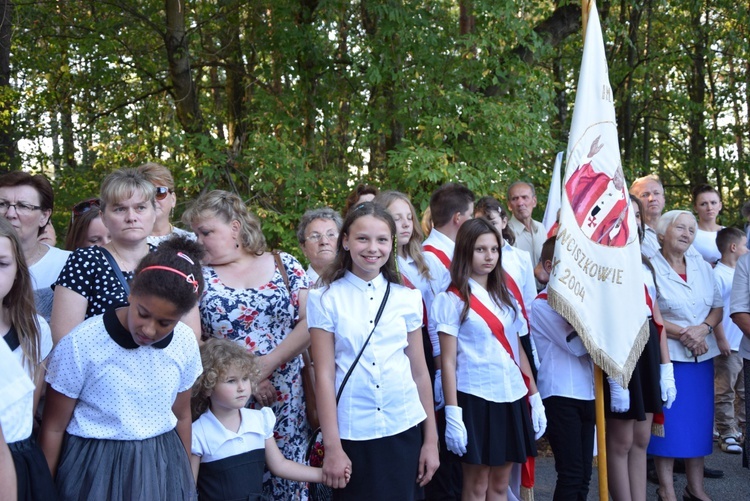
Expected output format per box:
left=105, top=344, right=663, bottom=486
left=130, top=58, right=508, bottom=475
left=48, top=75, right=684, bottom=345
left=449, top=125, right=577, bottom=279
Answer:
left=673, top=459, right=724, bottom=478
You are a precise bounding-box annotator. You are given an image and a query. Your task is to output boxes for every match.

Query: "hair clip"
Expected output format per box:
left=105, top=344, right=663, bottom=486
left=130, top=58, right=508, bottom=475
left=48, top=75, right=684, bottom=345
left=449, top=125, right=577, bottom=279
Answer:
left=177, top=252, right=195, bottom=265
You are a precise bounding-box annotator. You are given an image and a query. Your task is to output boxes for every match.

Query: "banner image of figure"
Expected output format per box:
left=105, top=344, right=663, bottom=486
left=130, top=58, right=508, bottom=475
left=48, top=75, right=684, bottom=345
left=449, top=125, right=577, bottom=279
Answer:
left=565, top=136, right=632, bottom=247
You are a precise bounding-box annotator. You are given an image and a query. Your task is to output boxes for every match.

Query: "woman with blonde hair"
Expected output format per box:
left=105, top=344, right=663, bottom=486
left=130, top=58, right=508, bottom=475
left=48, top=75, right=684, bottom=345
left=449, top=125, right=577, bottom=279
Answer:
left=51, top=169, right=159, bottom=343
left=183, top=189, right=312, bottom=500
left=136, top=162, right=194, bottom=246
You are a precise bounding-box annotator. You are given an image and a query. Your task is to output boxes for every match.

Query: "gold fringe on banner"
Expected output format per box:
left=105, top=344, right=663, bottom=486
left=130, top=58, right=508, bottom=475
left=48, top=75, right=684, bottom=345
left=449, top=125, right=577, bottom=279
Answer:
left=547, top=287, right=650, bottom=388
left=521, top=486, right=534, bottom=501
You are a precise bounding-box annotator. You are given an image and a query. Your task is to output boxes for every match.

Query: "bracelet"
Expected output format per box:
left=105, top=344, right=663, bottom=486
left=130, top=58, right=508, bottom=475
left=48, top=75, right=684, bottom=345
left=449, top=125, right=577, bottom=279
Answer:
left=702, top=322, right=713, bottom=334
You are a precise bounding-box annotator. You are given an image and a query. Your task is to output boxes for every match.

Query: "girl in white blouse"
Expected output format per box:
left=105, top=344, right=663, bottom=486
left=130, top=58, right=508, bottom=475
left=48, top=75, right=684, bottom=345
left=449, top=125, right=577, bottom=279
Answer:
left=190, top=338, right=330, bottom=500
left=308, top=202, right=439, bottom=500
left=433, top=218, right=545, bottom=501
left=40, top=237, right=205, bottom=501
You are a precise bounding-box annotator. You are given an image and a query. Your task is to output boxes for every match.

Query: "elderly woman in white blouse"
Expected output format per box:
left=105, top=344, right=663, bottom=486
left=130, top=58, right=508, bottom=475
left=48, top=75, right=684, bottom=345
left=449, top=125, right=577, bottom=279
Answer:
left=646, top=210, right=727, bottom=501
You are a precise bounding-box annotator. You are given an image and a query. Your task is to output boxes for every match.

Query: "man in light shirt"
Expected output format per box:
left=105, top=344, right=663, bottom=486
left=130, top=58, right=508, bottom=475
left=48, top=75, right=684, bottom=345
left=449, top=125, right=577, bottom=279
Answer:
left=506, top=181, right=545, bottom=289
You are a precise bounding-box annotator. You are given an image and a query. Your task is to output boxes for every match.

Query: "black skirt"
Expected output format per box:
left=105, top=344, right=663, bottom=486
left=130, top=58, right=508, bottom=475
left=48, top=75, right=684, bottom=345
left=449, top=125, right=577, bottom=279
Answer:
left=8, top=436, right=57, bottom=501
left=334, top=425, right=423, bottom=501
left=604, top=318, right=663, bottom=421
left=457, top=391, right=537, bottom=466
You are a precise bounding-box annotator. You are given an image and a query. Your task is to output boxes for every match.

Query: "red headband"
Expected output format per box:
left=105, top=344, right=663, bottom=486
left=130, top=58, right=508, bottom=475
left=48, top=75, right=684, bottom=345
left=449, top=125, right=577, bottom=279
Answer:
left=140, top=265, right=199, bottom=294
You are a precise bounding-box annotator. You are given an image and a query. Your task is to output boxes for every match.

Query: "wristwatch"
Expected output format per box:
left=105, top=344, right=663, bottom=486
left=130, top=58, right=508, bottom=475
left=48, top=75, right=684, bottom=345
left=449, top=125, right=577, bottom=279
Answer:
left=702, top=322, right=714, bottom=334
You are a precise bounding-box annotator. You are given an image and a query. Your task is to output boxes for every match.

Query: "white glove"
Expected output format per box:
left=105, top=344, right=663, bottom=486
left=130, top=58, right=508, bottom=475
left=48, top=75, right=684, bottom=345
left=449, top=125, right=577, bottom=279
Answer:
left=660, top=363, right=677, bottom=409
left=528, top=392, right=547, bottom=440
left=444, top=405, right=468, bottom=456
left=434, top=369, right=445, bottom=410
left=607, top=376, right=630, bottom=413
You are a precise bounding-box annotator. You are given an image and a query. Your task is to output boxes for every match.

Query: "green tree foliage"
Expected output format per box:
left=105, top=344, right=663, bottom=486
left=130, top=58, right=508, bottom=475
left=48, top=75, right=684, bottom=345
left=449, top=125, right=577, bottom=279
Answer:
left=3, top=0, right=749, bottom=257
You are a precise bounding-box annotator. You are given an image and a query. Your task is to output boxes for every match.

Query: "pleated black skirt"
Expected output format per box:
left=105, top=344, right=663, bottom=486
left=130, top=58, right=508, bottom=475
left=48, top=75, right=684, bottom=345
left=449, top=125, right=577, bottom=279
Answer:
left=604, top=318, right=663, bottom=421
left=456, top=391, right=537, bottom=466
left=8, top=436, right=57, bottom=501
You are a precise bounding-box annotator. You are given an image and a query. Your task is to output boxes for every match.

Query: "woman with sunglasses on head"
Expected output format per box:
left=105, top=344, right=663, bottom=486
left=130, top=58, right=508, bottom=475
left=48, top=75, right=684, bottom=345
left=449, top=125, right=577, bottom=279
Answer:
left=136, top=162, right=195, bottom=247
left=50, top=169, right=166, bottom=345
left=0, top=171, right=70, bottom=322
left=64, top=198, right=111, bottom=251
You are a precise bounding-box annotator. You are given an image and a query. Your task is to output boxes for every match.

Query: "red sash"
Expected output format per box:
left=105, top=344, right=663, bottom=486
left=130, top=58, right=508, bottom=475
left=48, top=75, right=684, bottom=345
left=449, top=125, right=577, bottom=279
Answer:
left=423, top=245, right=451, bottom=269
left=644, top=285, right=664, bottom=339
left=401, top=272, right=429, bottom=326
left=447, top=286, right=535, bottom=490
left=504, top=272, right=529, bottom=324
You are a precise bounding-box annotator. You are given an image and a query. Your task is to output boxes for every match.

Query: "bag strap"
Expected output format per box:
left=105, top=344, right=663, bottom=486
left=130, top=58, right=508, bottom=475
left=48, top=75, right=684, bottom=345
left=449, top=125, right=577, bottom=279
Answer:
left=272, top=251, right=291, bottom=293
left=99, top=247, right=131, bottom=296
left=335, top=281, right=390, bottom=404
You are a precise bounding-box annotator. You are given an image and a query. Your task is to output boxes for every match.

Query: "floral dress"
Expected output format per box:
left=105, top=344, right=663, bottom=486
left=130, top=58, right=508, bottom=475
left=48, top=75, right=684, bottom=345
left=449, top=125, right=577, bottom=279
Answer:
left=200, top=252, right=311, bottom=500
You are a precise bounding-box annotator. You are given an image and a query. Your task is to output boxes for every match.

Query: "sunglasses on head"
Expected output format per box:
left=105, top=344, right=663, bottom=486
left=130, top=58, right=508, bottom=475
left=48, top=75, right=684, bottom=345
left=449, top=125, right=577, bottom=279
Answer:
left=71, top=198, right=101, bottom=222
left=155, top=186, right=174, bottom=200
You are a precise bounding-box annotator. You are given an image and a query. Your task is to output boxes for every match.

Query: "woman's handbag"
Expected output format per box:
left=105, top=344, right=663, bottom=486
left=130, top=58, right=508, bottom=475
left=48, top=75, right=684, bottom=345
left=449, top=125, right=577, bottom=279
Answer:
left=306, top=281, right=390, bottom=501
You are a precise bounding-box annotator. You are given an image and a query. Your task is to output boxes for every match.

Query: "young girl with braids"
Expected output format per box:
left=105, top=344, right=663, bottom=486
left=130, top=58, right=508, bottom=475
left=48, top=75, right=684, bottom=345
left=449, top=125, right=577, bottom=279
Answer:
left=190, top=338, right=334, bottom=500
left=0, top=218, right=55, bottom=499
left=433, top=218, right=545, bottom=501
left=40, top=236, right=204, bottom=500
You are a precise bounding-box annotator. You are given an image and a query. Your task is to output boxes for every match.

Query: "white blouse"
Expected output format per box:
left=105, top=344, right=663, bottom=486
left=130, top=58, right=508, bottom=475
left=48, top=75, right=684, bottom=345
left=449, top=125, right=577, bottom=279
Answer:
left=501, top=242, right=536, bottom=336
left=192, top=407, right=275, bottom=463
left=421, top=229, right=455, bottom=356
left=0, top=338, right=35, bottom=444
left=432, top=279, right=528, bottom=403
left=307, top=272, right=426, bottom=441
left=714, top=262, right=743, bottom=350
left=693, top=228, right=721, bottom=264
left=730, top=253, right=750, bottom=359
left=11, top=315, right=52, bottom=378
left=651, top=251, right=723, bottom=362
left=45, top=308, right=203, bottom=440
left=530, top=288, right=594, bottom=401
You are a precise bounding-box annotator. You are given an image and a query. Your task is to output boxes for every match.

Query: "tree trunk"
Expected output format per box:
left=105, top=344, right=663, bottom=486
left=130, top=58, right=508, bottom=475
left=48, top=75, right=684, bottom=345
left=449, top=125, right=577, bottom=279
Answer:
left=164, top=0, right=204, bottom=134
left=0, top=0, right=14, bottom=172
left=686, top=2, right=707, bottom=187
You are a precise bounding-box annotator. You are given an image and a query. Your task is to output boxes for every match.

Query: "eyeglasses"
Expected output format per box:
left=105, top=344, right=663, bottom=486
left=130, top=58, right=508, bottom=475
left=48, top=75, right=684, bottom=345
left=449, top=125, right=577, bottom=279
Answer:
left=306, top=231, right=339, bottom=243
left=0, top=200, right=43, bottom=215
left=155, top=186, right=174, bottom=201
left=71, top=198, right=100, bottom=222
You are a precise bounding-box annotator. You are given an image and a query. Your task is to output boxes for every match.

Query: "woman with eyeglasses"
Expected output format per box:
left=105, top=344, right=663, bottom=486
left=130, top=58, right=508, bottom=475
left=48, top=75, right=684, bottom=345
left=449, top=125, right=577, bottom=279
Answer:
left=0, top=171, right=70, bottom=321
left=63, top=198, right=111, bottom=250
left=183, top=190, right=312, bottom=501
left=297, top=207, right=343, bottom=286
left=136, top=162, right=195, bottom=246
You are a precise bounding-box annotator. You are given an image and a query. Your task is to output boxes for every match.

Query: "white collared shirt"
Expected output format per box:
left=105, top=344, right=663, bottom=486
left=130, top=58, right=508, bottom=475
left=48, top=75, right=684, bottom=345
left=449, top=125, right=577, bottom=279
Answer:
left=730, top=253, right=750, bottom=358
left=46, top=314, right=202, bottom=440
left=651, top=251, right=723, bottom=362
left=432, top=279, right=527, bottom=403
left=714, top=262, right=742, bottom=350
left=307, top=272, right=426, bottom=440
left=507, top=216, right=544, bottom=269
left=421, top=229, right=455, bottom=356
left=530, top=288, right=594, bottom=400
left=192, top=407, right=275, bottom=463
left=501, top=242, right=536, bottom=336
left=0, top=339, right=35, bottom=443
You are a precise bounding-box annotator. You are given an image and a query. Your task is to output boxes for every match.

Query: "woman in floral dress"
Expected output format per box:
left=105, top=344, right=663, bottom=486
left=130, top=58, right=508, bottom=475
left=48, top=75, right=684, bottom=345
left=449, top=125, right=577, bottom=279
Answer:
left=184, top=190, right=311, bottom=500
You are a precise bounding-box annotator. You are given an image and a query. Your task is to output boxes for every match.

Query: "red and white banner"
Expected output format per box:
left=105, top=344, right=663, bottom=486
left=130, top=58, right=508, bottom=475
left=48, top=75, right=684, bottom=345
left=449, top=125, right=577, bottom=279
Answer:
left=543, top=151, right=564, bottom=238
left=547, top=1, right=648, bottom=387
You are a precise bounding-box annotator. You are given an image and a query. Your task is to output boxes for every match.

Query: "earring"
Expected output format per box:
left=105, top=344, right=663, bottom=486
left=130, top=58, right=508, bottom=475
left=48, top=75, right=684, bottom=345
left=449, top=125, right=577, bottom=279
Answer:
left=343, top=246, right=349, bottom=251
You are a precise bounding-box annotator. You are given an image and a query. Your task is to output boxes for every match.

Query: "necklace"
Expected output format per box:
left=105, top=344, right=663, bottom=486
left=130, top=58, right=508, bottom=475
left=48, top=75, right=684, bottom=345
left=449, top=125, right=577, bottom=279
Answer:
left=109, top=242, right=145, bottom=272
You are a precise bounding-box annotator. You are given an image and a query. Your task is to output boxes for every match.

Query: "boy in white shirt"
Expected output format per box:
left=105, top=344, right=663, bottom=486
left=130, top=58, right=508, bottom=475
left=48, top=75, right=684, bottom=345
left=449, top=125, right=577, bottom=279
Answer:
left=713, top=227, right=748, bottom=453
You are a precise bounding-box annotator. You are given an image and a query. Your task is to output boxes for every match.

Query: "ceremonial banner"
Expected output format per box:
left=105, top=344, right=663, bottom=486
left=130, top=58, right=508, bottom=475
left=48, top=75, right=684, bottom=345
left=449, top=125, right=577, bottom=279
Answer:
left=547, top=1, right=647, bottom=387
left=542, top=151, right=564, bottom=238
